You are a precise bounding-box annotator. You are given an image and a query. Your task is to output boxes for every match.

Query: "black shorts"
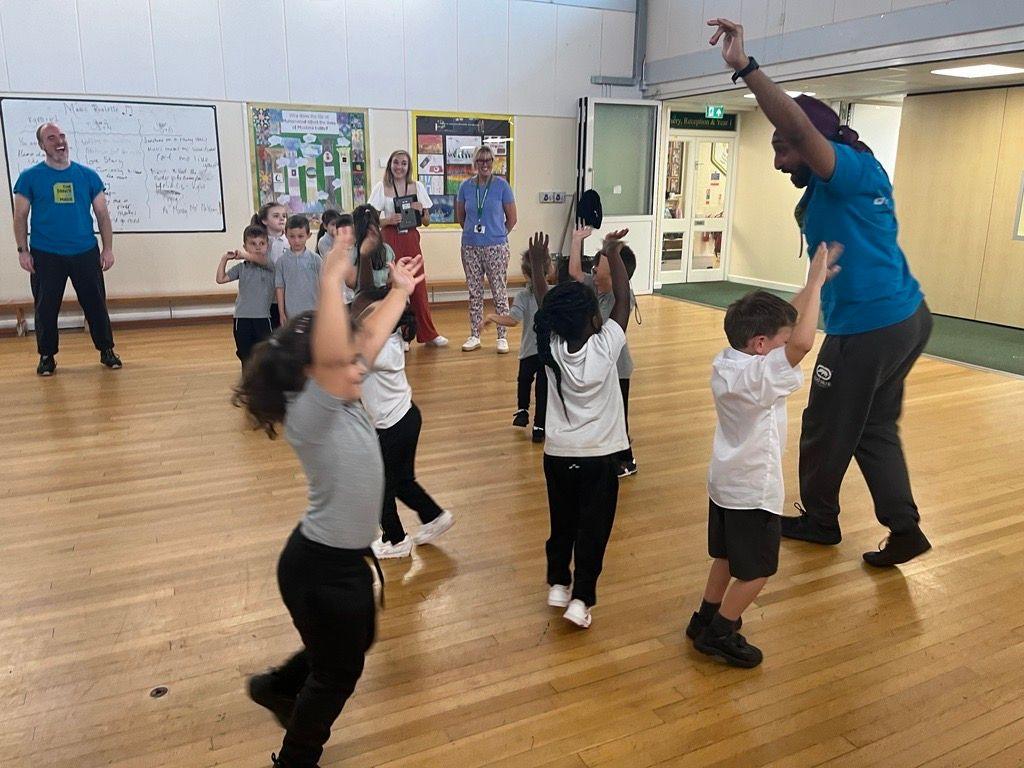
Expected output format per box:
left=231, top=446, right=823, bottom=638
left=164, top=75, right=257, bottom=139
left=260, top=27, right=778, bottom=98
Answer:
left=707, top=499, right=781, bottom=580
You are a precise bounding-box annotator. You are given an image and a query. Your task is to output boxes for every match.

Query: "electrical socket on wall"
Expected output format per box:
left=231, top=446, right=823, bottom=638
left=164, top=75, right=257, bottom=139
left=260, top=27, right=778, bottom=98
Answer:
left=539, top=191, right=566, bottom=204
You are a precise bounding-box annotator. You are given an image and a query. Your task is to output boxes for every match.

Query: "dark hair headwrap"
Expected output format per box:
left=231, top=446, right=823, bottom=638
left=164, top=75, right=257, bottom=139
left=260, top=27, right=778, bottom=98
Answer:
left=793, top=95, right=873, bottom=154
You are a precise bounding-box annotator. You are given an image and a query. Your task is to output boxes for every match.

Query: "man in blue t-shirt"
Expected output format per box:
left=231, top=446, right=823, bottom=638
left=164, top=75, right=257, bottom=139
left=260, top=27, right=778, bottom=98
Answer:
left=710, top=18, right=932, bottom=569
left=13, top=121, right=122, bottom=376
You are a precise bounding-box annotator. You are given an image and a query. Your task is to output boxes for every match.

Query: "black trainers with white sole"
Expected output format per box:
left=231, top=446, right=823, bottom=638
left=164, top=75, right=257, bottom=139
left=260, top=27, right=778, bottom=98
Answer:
left=37, top=355, right=56, bottom=376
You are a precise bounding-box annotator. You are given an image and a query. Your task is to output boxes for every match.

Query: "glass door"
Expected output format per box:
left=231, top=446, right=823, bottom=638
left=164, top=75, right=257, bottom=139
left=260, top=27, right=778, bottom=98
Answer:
left=658, top=138, right=689, bottom=283
left=579, top=97, right=662, bottom=294
left=688, top=139, right=731, bottom=282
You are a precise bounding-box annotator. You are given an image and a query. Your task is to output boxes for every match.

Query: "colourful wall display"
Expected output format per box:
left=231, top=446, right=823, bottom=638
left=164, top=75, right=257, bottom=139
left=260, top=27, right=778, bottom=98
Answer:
left=249, top=104, right=369, bottom=222
left=410, top=111, right=514, bottom=227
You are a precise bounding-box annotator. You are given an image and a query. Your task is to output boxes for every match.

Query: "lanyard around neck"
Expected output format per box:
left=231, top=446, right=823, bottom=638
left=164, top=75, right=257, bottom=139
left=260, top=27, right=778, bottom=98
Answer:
left=475, top=177, right=493, bottom=218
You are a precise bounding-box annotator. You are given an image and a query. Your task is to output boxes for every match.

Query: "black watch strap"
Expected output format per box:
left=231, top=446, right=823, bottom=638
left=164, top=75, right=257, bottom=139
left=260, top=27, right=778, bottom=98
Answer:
left=732, top=56, right=759, bottom=84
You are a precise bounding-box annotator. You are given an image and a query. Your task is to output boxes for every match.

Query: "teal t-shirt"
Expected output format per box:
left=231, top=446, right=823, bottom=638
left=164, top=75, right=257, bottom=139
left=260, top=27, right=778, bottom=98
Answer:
left=799, top=142, right=922, bottom=335
left=14, top=162, right=104, bottom=255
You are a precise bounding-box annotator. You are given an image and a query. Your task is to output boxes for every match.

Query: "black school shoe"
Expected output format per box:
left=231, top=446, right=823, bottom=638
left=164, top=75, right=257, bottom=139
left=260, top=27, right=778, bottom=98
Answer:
left=37, top=355, right=56, bottom=376
left=618, top=459, right=638, bottom=478
left=863, top=527, right=931, bottom=567
left=532, top=426, right=545, bottom=443
left=512, top=409, right=529, bottom=427
left=100, top=349, right=122, bottom=369
left=685, top=612, right=741, bottom=640
left=780, top=504, right=841, bottom=545
left=694, top=628, right=764, bottom=668
left=248, top=673, right=296, bottom=729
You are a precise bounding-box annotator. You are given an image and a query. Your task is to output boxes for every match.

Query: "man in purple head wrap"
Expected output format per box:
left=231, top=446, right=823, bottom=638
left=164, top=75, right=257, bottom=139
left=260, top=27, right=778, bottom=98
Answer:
left=707, top=18, right=933, bottom=569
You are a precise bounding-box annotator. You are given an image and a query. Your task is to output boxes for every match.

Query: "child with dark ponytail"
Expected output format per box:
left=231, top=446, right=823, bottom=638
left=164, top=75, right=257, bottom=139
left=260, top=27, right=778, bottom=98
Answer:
left=234, top=224, right=427, bottom=768
left=529, top=229, right=631, bottom=629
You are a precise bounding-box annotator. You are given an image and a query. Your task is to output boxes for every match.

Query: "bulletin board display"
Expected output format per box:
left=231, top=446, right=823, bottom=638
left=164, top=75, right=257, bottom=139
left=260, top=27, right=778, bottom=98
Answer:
left=249, top=104, right=369, bottom=223
left=410, top=111, right=514, bottom=228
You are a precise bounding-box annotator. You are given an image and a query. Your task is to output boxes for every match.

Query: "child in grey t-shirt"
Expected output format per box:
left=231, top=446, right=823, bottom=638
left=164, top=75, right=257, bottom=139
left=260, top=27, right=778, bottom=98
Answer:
left=275, top=215, right=322, bottom=322
left=486, top=249, right=553, bottom=443
left=216, top=223, right=275, bottom=367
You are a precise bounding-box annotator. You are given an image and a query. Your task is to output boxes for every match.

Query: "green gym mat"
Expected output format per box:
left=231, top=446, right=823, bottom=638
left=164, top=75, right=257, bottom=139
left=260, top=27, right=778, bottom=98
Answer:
left=657, top=281, right=1024, bottom=377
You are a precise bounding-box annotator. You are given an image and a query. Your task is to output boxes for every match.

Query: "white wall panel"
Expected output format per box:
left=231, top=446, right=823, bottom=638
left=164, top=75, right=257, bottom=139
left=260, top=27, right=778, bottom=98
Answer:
left=347, top=0, right=405, bottom=109
left=284, top=0, right=350, bottom=106
left=739, top=0, right=770, bottom=39
left=78, top=0, right=157, bottom=97
left=781, top=0, right=834, bottom=33
left=763, top=0, right=786, bottom=37
left=404, top=0, right=458, bottom=111
left=646, top=0, right=670, bottom=62
left=220, top=0, right=289, bottom=102
left=457, top=0, right=510, bottom=114
left=151, top=0, right=225, bottom=100
left=891, top=0, right=946, bottom=9
left=0, top=11, right=10, bottom=91
left=509, top=0, right=558, bottom=116
left=834, top=0, right=892, bottom=23
left=554, top=5, right=602, bottom=118
left=599, top=10, right=635, bottom=76
left=665, top=0, right=707, bottom=57
left=1, top=0, right=85, bottom=94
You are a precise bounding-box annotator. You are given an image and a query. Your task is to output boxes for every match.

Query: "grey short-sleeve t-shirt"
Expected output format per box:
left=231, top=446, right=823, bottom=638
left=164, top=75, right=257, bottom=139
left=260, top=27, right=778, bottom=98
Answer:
left=509, top=287, right=540, bottom=359
left=584, top=275, right=635, bottom=379
left=285, top=378, right=384, bottom=550
left=275, top=249, right=322, bottom=316
left=227, top=261, right=275, bottom=318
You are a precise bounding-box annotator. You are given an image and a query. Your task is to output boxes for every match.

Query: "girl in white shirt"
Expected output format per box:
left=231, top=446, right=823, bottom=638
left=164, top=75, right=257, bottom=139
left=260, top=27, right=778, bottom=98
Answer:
left=368, top=150, right=447, bottom=347
left=252, top=202, right=289, bottom=328
left=530, top=231, right=631, bottom=629
left=351, top=250, right=454, bottom=559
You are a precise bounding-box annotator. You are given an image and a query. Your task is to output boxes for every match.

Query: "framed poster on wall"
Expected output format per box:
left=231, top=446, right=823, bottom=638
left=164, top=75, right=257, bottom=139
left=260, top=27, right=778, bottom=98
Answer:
left=410, top=111, right=514, bottom=228
left=249, top=104, right=369, bottom=225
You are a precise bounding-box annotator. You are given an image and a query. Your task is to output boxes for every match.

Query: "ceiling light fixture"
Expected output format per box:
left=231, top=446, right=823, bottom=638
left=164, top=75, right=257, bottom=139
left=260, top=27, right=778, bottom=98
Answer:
left=930, top=64, right=1024, bottom=78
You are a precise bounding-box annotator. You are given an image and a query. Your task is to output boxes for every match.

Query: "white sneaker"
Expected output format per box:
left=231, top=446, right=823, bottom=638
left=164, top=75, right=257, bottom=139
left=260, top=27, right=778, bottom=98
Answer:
left=462, top=336, right=481, bottom=352
left=371, top=536, right=413, bottom=559
left=547, top=584, right=571, bottom=608
left=412, top=510, right=454, bottom=545
left=563, top=599, right=592, bottom=628
left=426, top=335, right=449, bottom=347
left=496, top=338, right=510, bottom=354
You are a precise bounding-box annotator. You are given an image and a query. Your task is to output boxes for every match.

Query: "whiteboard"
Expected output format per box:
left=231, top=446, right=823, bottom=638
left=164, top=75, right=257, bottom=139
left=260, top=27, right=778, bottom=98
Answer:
left=1, top=98, right=225, bottom=233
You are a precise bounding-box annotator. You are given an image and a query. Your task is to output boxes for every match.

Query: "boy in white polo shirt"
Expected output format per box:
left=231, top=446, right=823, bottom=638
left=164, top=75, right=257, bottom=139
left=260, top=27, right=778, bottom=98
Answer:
left=687, top=242, right=841, bottom=668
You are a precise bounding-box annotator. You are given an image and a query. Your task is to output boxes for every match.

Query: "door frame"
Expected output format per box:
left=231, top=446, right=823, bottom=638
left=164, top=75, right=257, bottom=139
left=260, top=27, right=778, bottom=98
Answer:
left=653, top=108, right=741, bottom=287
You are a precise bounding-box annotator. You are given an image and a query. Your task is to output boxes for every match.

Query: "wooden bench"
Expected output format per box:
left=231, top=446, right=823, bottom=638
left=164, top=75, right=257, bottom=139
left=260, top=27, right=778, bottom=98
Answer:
left=1, top=279, right=530, bottom=335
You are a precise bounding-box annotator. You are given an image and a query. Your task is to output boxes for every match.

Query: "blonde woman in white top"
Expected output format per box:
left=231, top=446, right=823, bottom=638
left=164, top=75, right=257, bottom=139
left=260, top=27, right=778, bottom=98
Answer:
left=368, top=150, right=447, bottom=347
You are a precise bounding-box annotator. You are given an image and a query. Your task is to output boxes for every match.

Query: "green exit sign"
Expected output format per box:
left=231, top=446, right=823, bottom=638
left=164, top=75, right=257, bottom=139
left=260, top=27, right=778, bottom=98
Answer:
left=705, top=105, right=725, bottom=119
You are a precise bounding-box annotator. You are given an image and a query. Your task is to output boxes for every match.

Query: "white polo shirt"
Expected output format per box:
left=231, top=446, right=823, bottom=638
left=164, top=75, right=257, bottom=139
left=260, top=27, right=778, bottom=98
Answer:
left=707, top=345, right=804, bottom=515
left=544, top=321, right=629, bottom=458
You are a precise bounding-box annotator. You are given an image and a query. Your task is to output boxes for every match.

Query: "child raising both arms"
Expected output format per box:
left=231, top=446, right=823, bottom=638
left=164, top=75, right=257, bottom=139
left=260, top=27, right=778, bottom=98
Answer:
left=688, top=241, right=841, bottom=668
left=531, top=230, right=631, bottom=630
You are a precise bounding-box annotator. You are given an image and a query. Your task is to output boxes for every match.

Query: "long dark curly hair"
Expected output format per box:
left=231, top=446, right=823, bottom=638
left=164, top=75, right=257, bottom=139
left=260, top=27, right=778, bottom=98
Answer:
left=533, top=281, right=600, bottom=418
left=353, top=204, right=388, bottom=271
left=232, top=312, right=315, bottom=438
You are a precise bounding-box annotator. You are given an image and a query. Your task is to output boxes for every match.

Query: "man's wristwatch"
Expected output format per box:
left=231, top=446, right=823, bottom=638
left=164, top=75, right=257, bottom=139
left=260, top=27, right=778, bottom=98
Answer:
left=732, top=56, right=759, bottom=84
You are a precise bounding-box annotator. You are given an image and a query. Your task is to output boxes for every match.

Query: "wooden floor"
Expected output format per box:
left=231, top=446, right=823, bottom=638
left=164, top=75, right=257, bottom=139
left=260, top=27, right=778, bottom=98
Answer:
left=3, top=296, right=1024, bottom=768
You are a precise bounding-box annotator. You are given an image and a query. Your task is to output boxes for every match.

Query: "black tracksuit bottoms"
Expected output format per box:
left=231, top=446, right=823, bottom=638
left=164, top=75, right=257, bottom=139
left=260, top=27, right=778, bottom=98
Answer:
left=30, top=246, right=114, bottom=356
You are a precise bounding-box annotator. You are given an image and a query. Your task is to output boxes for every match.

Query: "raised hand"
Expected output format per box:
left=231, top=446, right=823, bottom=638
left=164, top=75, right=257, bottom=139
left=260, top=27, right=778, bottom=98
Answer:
left=389, top=255, right=426, bottom=294
left=604, top=228, right=629, bottom=242
left=707, top=18, right=748, bottom=70
left=809, top=241, right=843, bottom=285
left=572, top=224, right=593, bottom=242
left=528, top=231, right=550, bottom=262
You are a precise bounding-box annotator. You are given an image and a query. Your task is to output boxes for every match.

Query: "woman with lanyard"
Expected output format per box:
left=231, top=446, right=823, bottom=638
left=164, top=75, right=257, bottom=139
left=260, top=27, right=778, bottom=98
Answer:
left=235, top=225, right=426, bottom=768
left=368, top=150, right=448, bottom=347
left=456, top=144, right=517, bottom=353
left=709, top=17, right=933, bottom=568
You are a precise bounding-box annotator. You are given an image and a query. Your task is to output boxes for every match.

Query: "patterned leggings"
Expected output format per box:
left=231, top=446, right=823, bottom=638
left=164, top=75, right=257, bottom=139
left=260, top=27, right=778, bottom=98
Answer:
left=461, top=243, right=510, bottom=339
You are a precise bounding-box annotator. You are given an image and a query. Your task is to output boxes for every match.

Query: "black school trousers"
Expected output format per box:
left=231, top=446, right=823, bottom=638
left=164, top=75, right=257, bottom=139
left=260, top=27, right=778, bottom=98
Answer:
left=30, top=246, right=114, bottom=356
left=543, top=453, right=619, bottom=606
left=233, top=317, right=272, bottom=367
left=799, top=302, right=933, bottom=535
left=616, top=378, right=634, bottom=464
left=268, top=527, right=376, bottom=768
left=378, top=403, right=444, bottom=544
left=517, top=355, right=548, bottom=428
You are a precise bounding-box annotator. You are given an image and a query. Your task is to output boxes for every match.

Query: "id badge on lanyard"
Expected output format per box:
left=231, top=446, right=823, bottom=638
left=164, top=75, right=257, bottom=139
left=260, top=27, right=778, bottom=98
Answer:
left=473, top=177, right=492, bottom=235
